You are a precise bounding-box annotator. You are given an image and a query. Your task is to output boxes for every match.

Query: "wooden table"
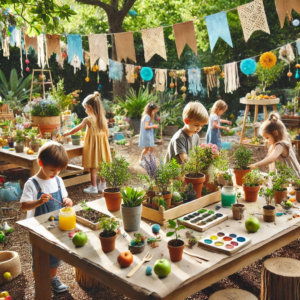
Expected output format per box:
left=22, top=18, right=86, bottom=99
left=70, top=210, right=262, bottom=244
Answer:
left=239, top=98, right=279, bottom=144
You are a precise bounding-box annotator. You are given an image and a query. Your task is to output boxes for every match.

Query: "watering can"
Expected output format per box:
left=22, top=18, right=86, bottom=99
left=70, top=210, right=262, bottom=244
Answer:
left=0, top=182, right=20, bottom=201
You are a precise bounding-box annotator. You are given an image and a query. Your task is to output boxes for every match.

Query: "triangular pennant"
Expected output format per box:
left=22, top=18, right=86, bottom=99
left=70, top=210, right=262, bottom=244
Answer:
left=237, top=0, right=270, bottom=42
left=114, top=32, right=136, bottom=62
left=173, top=21, right=197, bottom=59
left=88, top=34, right=109, bottom=68
left=275, top=0, right=300, bottom=28
left=45, top=34, right=62, bottom=67
left=67, top=34, right=84, bottom=65
left=141, top=27, right=167, bottom=63
left=205, top=11, right=233, bottom=52
left=37, top=34, right=45, bottom=68
left=24, top=31, right=38, bottom=53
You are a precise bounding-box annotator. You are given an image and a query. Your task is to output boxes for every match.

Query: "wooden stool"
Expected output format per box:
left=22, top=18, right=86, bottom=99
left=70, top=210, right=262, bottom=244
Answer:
left=261, top=257, right=300, bottom=300
left=74, top=268, right=106, bottom=289
left=209, top=288, right=258, bottom=300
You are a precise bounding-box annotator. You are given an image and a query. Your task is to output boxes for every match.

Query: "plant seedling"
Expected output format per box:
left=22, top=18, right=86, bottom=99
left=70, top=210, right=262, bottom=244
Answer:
left=166, top=219, right=185, bottom=242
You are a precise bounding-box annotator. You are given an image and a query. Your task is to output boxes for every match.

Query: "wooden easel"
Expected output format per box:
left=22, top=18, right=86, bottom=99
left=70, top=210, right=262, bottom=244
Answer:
left=29, top=69, right=53, bottom=102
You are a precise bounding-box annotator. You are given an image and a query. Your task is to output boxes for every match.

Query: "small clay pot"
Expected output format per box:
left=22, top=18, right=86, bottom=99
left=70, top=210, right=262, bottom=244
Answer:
left=167, top=239, right=185, bottom=262
left=162, top=192, right=172, bottom=209
left=99, top=232, right=117, bottom=253
left=30, top=142, right=40, bottom=152
left=243, top=185, right=260, bottom=202
left=184, top=173, right=206, bottom=198
left=233, top=168, right=251, bottom=186
left=103, top=188, right=122, bottom=211
left=171, top=201, right=183, bottom=207
left=128, top=242, right=145, bottom=254
left=295, top=189, right=300, bottom=203
left=151, top=203, right=158, bottom=209
left=274, top=189, right=287, bottom=204
left=262, top=205, right=276, bottom=222
left=232, top=203, right=246, bottom=220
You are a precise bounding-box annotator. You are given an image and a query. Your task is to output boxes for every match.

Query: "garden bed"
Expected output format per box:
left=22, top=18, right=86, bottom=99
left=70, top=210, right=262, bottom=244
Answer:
left=76, top=209, right=110, bottom=230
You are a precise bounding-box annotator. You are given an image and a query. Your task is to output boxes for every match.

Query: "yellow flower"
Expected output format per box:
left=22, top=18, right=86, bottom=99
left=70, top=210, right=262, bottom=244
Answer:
left=259, top=52, right=277, bottom=69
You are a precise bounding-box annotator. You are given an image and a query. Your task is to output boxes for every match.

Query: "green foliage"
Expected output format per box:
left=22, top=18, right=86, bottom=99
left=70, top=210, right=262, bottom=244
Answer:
left=98, top=155, right=131, bottom=191
left=116, top=139, right=127, bottom=145
left=166, top=219, right=185, bottom=241
left=132, top=233, right=145, bottom=246
left=14, top=129, right=25, bottom=144
left=259, top=187, right=275, bottom=206
left=172, top=191, right=182, bottom=202
left=80, top=200, right=92, bottom=211
left=152, top=196, right=160, bottom=204
left=214, top=150, right=229, bottom=172
left=170, top=180, right=183, bottom=193
left=242, top=169, right=264, bottom=187
left=71, top=132, right=81, bottom=137
left=233, top=146, right=253, bottom=170
left=158, top=198, right=168, bottom=210
left=271, top=162, right=296, bottom=191
left=294, top=179, right=300, bottom=190
left=99, top=217, right=119, bottom=237
left=28, top=130, right=40, bottom=144
left=120, top=187, right=146, bottom=207
left=31, top=99, right=61, bottom=116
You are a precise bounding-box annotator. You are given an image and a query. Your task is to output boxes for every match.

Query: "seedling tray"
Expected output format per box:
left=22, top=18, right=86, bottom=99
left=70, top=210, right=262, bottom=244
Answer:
left=177, top=209, right=227, bottom=232
left=76, top=209, right=110, bottom=230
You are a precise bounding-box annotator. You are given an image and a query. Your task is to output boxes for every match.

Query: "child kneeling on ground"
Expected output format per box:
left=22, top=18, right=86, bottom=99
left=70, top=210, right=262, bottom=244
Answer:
left=21, top=141, right=73, bottom=293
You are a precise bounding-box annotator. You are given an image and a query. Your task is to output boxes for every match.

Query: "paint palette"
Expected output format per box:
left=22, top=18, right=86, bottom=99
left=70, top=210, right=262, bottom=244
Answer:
left=198, top=231, right=251, bottom=255
left=177, top=209, right=228, bottom=232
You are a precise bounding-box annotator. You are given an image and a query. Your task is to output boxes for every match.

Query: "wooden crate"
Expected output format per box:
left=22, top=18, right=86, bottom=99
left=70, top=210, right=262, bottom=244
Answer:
left=142, top=190, right=221, bottom=225
left=76, top=215, right=100, bottom=230
left=59, top=164, right=90, bottom=187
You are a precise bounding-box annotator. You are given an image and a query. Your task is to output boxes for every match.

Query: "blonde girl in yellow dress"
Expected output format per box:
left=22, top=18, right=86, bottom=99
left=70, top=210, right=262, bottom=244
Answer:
left=63, top=92, right=111, bottom=193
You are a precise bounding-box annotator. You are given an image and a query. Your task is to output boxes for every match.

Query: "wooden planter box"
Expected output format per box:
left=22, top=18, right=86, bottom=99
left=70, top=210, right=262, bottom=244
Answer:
left=142, top=190, right=221, bottom=225
left=76, top=209, right=110, bottom=230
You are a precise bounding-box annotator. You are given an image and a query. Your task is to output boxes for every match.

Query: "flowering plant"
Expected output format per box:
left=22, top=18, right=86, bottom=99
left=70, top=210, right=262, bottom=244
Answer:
left=138, top=152, right=158, bottom=191
left=30, top=98, right=60, bottom=117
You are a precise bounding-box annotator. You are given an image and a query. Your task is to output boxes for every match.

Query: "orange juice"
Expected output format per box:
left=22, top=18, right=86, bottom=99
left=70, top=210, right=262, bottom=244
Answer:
left=59, top=207, right=76, bottom=230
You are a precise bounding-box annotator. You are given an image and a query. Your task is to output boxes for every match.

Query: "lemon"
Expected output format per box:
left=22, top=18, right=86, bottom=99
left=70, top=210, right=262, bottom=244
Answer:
left=3, top=272, right=11, bottom=280
left=0, top=291, right=9, bottom=297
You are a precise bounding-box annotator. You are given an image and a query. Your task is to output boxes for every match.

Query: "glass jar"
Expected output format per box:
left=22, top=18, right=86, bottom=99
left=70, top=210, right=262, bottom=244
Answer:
left=59, top=207, right=76, bottom=230
left=221, top=186, right=236, bottom=207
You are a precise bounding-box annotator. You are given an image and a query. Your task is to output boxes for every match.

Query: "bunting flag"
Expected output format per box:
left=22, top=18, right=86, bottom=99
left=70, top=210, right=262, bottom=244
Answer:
left=173, top=21, right=197, bottom=59
left=37, top=34, right=45, bottom=68
left=8, top=26, right=21, bottom=48
left=67, top=34, right=84, bottom=65
left=205, top=11, right=233, bottom=52
left=141, top=27, right=167, bottom=62
left=46, top=34, right=62, bottom=67
left=224, top=62, right=240, bottom=93
left=237, top=0, right=270, bottom=42
left=114, top=32, right=136, bottom=62
left=88, top=34, right=109, bottom=68
left=24, top=31, right=38, bottom=53
left=275, top=0, right=300, bottom=28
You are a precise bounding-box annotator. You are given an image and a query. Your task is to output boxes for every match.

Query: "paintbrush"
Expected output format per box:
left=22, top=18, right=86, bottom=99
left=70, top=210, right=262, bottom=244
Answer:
left=45, top=196, right=66, bottom=207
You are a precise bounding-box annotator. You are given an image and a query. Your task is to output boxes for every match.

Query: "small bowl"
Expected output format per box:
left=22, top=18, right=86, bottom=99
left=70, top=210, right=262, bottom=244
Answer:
left=128, top=242, right=145, bottom=254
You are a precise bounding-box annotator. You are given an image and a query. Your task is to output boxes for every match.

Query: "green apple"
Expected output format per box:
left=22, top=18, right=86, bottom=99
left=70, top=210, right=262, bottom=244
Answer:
left=153, top=259, right=171, bottom=278
left=245, top=216, right=260, bottom=233
left=72, top=232, right=88, bottom=247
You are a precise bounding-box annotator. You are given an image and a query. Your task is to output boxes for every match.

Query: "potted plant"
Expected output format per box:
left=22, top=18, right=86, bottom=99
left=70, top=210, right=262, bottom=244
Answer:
left=232, top=192, right=246, bottom=220
left=155, top=157, right=181, bottom=209
left=242, top=169, right=264, bottom=202
left=28, top=131, right=41, bottom=152
left=215, top=150, right=233, bottom=186
left=166, top=219, right=185, bottom=262
left=98, top=156, right=131, bottom=211
left=14, top=129, right=25, bottom=153
left=151, top=196, right=159, bottom=209
left=128, top=233, right=146, bottom=254
left=99, top=217, right=119, bottom=253
left=233, top=145, right=253, bottom=185
left=120, top=187, right=145, bottom=231
left=259, top=187, right=276, bottom=222
left=158, top=198, right=168, bottom=211
left=183, top=183, right=196, bottom=203
left=7, top=135, right=14, bottom=148
left=294, top=179, right=300, bottom=202
left=71, top=132, right=81, bottom=145
left=171, top=191, right=183, bottom=207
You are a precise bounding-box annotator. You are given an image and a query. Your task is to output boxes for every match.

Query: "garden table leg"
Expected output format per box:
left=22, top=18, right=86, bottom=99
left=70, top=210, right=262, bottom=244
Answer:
left=272, top=104, right=278, bottom=111
left=254, top=104, right=258, bottom=138
left=263, top=105, right=268, bottom=121
left=240, top=104, right=250, bottom=144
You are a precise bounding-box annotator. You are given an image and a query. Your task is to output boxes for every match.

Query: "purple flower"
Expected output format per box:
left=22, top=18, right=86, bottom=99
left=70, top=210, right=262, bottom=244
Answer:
left=125, top=117, right=130, bottom=122
left=156, top=117, right=160, bottom=122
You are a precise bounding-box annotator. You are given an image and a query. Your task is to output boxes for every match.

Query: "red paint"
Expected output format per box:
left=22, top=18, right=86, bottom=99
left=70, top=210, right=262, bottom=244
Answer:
left=231, top=241, right=238, bottom=246
left=223, top=236, right=232, bottom=241
left=225, top=244, right=234, bottom=249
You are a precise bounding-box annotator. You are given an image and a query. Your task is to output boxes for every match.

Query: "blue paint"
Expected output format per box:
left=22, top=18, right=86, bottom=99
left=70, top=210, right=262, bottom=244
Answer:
left=204, top=239, right=213, bottom=244
left=237, top=237, right=246, bottom=242
left=229, top=234, right=237, bottom=238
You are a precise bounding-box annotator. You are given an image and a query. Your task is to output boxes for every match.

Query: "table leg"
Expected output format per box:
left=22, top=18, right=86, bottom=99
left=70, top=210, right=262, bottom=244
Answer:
left=254, top=105, right=258, bottom=138
left=30, top=160, right=40, bottom=177
left=240, top=104, right=250, bottom=144
left=263, top=105, right=268, bottom=120
left=32, top=243, right=52, bottom=300
left=272, top=104, right=278, bottom=111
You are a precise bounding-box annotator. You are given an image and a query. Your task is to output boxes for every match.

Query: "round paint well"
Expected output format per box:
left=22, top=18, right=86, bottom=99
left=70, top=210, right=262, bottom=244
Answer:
left=210, top=235, right=218, bottom=240
left=225, top=244, right=234, bottom=249
left=215, top=242, right=224, bottom=247
left=229, top=234, right=237, bottom=238
left=223, top=236, right=232, bottom=241
left=204, top=239, right=212, bottom=244
left=231, top=241, right=238, bottom=246
left=237, top=237, right=246, bottom=242
left=217, top=232, right=225, bottom=237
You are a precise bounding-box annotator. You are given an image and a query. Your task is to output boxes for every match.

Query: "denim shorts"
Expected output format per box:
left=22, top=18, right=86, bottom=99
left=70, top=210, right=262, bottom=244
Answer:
left=30, top=245, right=61, bottom=271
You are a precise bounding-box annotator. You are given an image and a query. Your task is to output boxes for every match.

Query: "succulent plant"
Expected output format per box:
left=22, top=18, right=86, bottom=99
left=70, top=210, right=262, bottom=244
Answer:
left=172, top=192, right=182, bottom=202
left=185, top=183, right=196, bottom=195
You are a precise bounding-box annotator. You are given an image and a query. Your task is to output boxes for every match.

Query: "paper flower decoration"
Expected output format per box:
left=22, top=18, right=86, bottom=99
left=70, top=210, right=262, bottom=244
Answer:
left=140, top=67, right=153, bottom=81
left=259, top=52, right=277, bottom=69
left=240, top=59, right=257, bottom=75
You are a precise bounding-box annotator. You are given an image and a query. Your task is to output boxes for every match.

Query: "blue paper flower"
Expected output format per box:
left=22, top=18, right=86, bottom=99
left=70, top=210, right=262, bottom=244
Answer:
left=146, top=266, right=152, bottom=276
left=140, top=67, right=153, bottom=81
left=152, top=224, right=160, bottom=234
left=240, top=59, right=257, bottom=75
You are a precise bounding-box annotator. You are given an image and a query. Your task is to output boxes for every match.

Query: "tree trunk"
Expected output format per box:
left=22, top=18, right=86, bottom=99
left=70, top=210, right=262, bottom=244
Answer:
left=261, top=257, right=300, bottom=300
left=209, top=288, right=257, bottom=300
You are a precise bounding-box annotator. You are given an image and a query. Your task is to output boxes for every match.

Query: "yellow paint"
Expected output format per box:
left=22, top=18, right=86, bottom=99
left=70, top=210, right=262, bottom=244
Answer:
left=59, top=214, right=76, bottom=231
left=210, top=235, right=218, bottom=240
left=215, top=242, right=224, bottom=247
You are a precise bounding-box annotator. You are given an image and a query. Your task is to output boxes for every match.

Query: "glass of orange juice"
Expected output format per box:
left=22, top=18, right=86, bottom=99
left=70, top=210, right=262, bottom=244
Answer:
left=59, top=207, right=76, bottom=230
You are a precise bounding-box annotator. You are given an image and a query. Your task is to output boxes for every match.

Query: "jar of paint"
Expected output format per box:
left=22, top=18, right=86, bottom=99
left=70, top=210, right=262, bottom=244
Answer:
left=59, top=207, right=76, bottom=230
left=221, top=186, right=236, bottom=207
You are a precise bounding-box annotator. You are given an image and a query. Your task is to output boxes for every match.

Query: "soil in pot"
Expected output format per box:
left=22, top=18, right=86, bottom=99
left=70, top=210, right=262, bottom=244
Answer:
left=103, top=188, right=122, bottom=211
left=99, top=232, right=117, bottom=253
left=184, top=174, right=206, bottom=198
left=243, top=185, right=260, bottom=202
left=167, top=239, right=185, bottom=262
left=76, top=209, right=109, bottom=223
left=232, top=204, right=245, bottom=220
left=162, top=192, right=172, bottom=209
left=295, top=189, right=300, bottom=203
left=262, top=205, right=276, bottom=222
left=15, top=143, right=24, bottom=153
left=274, top=189, right=287, bottom=204
left=233, top=168, right=251, bottom=186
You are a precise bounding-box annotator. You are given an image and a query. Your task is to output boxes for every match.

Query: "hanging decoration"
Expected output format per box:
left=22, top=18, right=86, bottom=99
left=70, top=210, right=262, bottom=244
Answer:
left=84, top=51, right=90, bottom=82
left=8, top=25, right=21, bottom=47
left=45, top=34, right=63, bottom=67
left=178, top=70, right=187, bottom=99
left=114, top=32, right=136, bottom=63
left=98, top=58, right=107, bottom=71
left=88, top=34, right=109, bottom=68
left=126, top=65, right=135, bottom=83
left=140, top=67, right=153, bottom=82
left=240, top=58, right=257, bottom=75
left=155, top=69, right=167, bottom=92
left=205, top=11, right=233, bottom=52
left=109, top=59, right=123, bottom=81
left=224, top=62, right=240, bottom=94
left=37, top=34, right=45, bottom=68
left=237, top=0, right=270, bottom=42
left=141, top=27, right=167, bottom=63
left=204, top=65, right=221, bottom=96
left=275, top=0, right=300, bottom=28
left=67, top=34, right=84, bottom=67
left=279, top=44, right=295, bottom=64
left=24, top=31, right=38, bottom=53
left=70, top=54, right=82, bottom=74
left=188, top=68, right=202, bottom=96
left=259, top=52, right=277, bottom=69
left=25, top=59, right=30, bottom=72
left=2, top=35, right=10, bottom=59
left=293, top=19, right=300, bottom=26
left=173, top=21, right=197, bottom=59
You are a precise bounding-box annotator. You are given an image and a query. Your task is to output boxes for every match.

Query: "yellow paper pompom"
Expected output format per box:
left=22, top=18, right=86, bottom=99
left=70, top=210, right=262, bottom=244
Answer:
left=85, top=77, right=90, bottom=82
left=259, top=52, right=277, bottom=69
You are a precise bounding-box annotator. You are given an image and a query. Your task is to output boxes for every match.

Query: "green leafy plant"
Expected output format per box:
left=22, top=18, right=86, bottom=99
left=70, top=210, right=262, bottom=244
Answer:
left=71, top=132, right=81, bottom=137
left=116, top=139, right=127, bottom=145
left=99, top=217, right=119, bottom=237
left=152, top=196, right=160, bottom=204
left=170, top=180, right=183, bottom=193
left=172, top=192, right=182, bottom=202
left=294, top=179, right=300, bottom=190
left=201, top=187, right=210, bottom=196
left=214, top=150, right=229, bottom=172
left=14, top=129, right=25, bottom=144
left=120, top=187, right=146, bottom=207
left=243, top=169, right=264, bottom=187
left=286, top=101, right=294, bottom=112
left=131, top=233, right=146, bottom=246
left=233, top=146, right=253, bottom=170
left=259, top=187, right=275, bottom=206
left=158, top=198, right=168, bottom=210
left=185, top=183, right=196, bottom=195
left=31, top=99, right=60, bottom=117
left=166, top=219, right=185, bottom=241
left=80, top=200, right=92, bottom=212
left=270, top=162, right=296, bottom=191
left=98, top=156, right=131, bottom=192
left=28, top=131, right=41, bottom=144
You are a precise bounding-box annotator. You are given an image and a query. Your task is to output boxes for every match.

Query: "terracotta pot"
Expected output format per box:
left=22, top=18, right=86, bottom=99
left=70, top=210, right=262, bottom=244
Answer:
left=274, top=189, right=287, bottom=204
left=184, top=174, right=206, bottom=198
left=31, top=116, right=61, bottom=138
left=172, top=201, right=183, bottom=207
left=162, top=192, right=172, bottom=209
left=151, top=203, right=158, bottom=209
left=262, top=205, right=276, bottom=222
left=99, top=232, right=117, bottom=253
left=243, top=185, right=260, bottom=202
left=296, top=189, right=300, bottom=203
left=103, top=188, right=122, bottom=211
left=232, top=203, right=246, bottom=220
left=233, top=168, right=251, bottom=186
left=167, top=239, right=185, bottom=262
left=30, top=142, right=40, bottom=153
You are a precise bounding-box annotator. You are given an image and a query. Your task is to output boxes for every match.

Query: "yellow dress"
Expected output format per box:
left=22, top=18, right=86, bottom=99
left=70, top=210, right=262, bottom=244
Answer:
left=82, top=116, right=111, bottom=169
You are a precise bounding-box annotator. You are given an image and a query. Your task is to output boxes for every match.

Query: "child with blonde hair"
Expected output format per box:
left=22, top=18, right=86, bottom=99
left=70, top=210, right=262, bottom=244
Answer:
left=206, top=100, right=231, bottom=149
left=249, top=112, right=300, bottom=177
left=63, top=92, right=111, bottom=193
left=165, top=101, right=209, bottom=164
